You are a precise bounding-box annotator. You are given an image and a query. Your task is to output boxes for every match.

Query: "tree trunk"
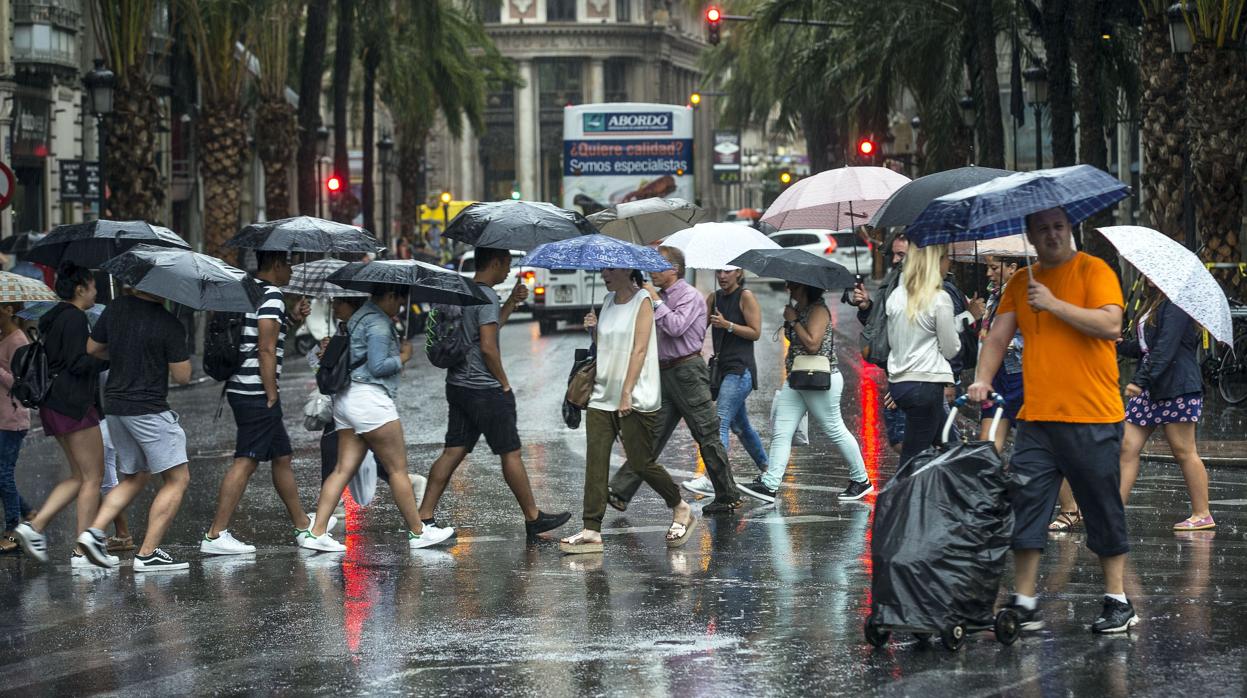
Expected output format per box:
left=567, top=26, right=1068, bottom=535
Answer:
left=103, top=70, right=166, bottom=222
left=1189, top=43, right=1247, bottom=295
left=361, top=46, right=379, bottom=240
left=1138, top=11, right=1186, bottom=242
left=256, top=98, right=298, bottom=220
left=972, top=0, right=1006, bottom=169
left=1070, top=0, right=1116, bottom=267
left=398, top=134, right=426, bottom=238
left=801, top=109, right=841, bottom=173
left=1040, top=0, right=1076, bottom=166
left=297, top=0, right=331, bottom=216
left=197, top=106, right=248, bottom=263
left=329, top=0, right=360, bottom=223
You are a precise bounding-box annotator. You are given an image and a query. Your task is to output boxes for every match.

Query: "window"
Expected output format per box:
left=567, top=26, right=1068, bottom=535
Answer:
left=616, top=0, right=631, bottom=21
left=604, top=60, right=628, bottom=102
left=538, top=59, right=583, bottom=109
left=772, top=234, right=808, bottom=248
left=477, top=0, right=501, bottom=23
left=547, top=0, right=576, bottom=21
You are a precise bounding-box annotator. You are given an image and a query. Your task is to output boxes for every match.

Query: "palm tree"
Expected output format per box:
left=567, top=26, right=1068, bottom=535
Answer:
left=329, top=0, right=360, bottom=223
left=252, top=0, right=303, bottom=220
left=358, top=0, right=395, bottom=238
left=297, top=0, right=331, bottom=215
left=971, top=0, right=1006, bottom=168
left=180, top=0, right=258, bottom=262
left=90, top=0, right=170, bottom=222
left=1138, top=1, right=1185, bottom=240
left=1184, top=0, right=1247, bottom=292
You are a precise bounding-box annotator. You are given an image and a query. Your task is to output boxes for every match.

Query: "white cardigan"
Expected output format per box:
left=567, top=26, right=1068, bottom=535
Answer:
left=884, top=283, right=960, bottom=383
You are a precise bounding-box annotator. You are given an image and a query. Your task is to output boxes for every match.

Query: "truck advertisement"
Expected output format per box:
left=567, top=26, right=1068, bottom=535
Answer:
left=562, top=103, right=694, bottom=214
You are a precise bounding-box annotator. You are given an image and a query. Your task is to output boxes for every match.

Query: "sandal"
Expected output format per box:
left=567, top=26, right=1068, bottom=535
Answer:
left=1048, top=510, right=1082, bottom=532
left=665, top=513, right=699, bottom=548
left=607, top=489, right=628, bottom=513
left=559, top=531, right=604, bottom=555
left=107, top=535, right=136, bottom=553
left=0, top=535, right=18, bottom=554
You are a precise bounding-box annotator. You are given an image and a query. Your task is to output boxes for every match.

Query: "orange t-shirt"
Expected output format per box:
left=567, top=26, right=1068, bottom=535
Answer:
left=997, top=252, right=1124, bottom=423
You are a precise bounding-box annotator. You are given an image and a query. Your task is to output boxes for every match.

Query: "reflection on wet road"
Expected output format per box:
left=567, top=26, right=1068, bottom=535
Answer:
left=2, top=286, right=1245, bottom=696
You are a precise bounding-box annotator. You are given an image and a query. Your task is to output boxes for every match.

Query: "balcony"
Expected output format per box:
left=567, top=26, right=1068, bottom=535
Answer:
left=12, top=0, right=82, bottom=73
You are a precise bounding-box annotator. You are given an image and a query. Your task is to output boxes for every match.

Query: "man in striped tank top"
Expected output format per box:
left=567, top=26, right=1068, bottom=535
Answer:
left=201, top=251, right=319, bottom=556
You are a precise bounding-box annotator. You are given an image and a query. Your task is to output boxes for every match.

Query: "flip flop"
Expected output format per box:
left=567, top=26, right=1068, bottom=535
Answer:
left=665, top=514, right=698, bottom=548
left=559, top=532, right=604, bottom=555
left=607, top=490, right=628, bottom=513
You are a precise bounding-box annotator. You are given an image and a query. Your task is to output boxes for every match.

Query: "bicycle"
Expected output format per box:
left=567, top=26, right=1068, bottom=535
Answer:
left=1196, top=263, right=1247, bottom=405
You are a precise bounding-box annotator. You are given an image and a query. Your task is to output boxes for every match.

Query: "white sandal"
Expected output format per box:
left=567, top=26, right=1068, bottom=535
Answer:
left=665, top=515, right=698, bottom=548
left=559, top=531, right=604, bottom=555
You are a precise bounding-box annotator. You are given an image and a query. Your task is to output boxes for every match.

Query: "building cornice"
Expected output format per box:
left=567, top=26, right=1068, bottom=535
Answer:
left=485, top=23, right=704, bottom=69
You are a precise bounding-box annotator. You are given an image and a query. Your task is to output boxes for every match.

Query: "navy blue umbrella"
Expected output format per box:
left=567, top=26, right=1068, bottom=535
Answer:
left=905, top=165, right=1129, bottom=247
left=519, top=234, right=672, bottom=273
left=868, top=167, right=1013, bottom=229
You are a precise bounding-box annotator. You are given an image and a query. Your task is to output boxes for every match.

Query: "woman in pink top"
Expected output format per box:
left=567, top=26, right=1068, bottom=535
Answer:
left=0, top=302, right=31, bottom=553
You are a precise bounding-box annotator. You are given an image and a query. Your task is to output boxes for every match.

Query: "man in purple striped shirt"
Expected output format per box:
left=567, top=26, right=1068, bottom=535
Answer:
left=607, top=246, right=742, bottom=514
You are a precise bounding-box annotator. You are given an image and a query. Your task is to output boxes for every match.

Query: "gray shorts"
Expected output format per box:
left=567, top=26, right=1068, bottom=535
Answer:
left=106, top=412, right=189, bottom=476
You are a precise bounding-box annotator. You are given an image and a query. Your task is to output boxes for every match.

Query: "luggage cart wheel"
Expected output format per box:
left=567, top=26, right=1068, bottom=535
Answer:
left=940, top=624, right=966, bottom=651
left=864, top=616, right=890, bottom=648
left=994, top=608, right=1021, bottom=645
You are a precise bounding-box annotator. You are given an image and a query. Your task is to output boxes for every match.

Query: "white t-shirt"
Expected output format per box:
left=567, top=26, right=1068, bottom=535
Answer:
left=589, top=291, right=661, bottom=413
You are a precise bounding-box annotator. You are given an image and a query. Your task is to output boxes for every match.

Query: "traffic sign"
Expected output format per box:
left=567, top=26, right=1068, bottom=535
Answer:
left=0, top=162, right=14, bottom=210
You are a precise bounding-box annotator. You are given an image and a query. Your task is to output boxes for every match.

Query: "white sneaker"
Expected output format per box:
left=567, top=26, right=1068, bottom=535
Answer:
left=200, top=530, right=257, bottom=556
left=408, top=523, right=455, bottom=549
left=681, top=476, right=715, bottom=497
left=71, top=552, right=119, bottom=571
left=297, top=530, right=346, bottom=552
left=297, top=511, right=340, bottom=541
left=14, top=522, right=48, bottom=562
left=76, top=530, right=117, bottom=568
left=133, top=548, right=189, bottom=572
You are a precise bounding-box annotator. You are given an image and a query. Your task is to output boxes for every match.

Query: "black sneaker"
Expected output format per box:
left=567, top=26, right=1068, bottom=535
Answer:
left=526, top=510, right=572, bottom=538
left=133, top=548, right=189, bottom=573
left=738, top=478, right=777, bottom=504
left=702, top=498, right=743, bottom=514
left=1091, top=596, right=1139, bottom=634
left=1005, top=595, right=1045, bottom=631
left=838, top=480, right=875, bottom=501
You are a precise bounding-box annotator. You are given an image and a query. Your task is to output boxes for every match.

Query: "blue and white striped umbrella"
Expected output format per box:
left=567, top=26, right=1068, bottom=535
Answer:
left=519, top=234, right=672, bottom=273
left=905, top=165, right=1129, bottom=247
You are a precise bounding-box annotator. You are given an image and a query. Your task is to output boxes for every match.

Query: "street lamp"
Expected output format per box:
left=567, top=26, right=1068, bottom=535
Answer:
left=439, top=190, right=452, bottom=239
left=1023, top=66, right=1048, bottom=170
left=316, top=125, right=330, bottom=218
left=377, top=133, right=394, bottom=249
left=1168, top=2, right=1197, bottom=250
left=84, top=58, right=115, bottom=220
left=1168, top=3, right=1195, bottom=55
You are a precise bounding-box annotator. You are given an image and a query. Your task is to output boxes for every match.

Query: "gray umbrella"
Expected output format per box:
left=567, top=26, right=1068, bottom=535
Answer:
left=442, top=200, right=595, bottom=251
left=101, top=244, right=263, bottom=313
left=228, top=216, right=380, bottom=254
left=26, top=220, right=190, bottom=268
left=587, top=197, right=706, bottom=244
left=327, top=259, right=491, bottom=306
left=868, top=166, right=1013, bottom=229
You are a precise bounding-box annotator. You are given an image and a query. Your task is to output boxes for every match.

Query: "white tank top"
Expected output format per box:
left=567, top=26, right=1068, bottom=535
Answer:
left=589, top=291, right=661, bottom=413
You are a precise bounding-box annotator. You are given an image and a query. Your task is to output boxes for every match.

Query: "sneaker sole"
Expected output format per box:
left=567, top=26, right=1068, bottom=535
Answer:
left=680, top=481, right=715, bottom=497
left=1020, top=620, right=1045, bottom=631
left=409, top=530, right=455, bottom=549
left=837, top=486, right=875, bottom=501
left=739, top=487, right=776, bottom=504
left=1092, top=615, right=1140, bottom=634
left=199, top=544, right=257, bottom=556
left=1173, top=524, right=1216, bottom=531
left=134, top=562, right=190, bottom=573
left=14, top=528, right=48, bottom=563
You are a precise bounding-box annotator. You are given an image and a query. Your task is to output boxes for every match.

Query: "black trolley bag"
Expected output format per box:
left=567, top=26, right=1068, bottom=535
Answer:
left=864, top=394, right=1021, bottom=651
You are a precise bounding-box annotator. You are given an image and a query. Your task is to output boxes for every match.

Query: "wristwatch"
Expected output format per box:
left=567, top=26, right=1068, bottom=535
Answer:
left=727, top=322, right=735, bottom=334
left=652, top=298, right=665, bottom=309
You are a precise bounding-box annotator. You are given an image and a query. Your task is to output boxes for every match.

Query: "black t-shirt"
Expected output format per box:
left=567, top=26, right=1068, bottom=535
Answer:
left=92, top=295, right=190, bottom=416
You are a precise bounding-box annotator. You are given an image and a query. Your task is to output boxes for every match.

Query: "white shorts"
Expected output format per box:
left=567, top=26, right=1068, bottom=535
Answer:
left=333, top=382, right=399, bottom=435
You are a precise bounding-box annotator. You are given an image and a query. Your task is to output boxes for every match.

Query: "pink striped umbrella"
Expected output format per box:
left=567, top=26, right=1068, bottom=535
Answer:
left=761, top=166, right=911, bottom=230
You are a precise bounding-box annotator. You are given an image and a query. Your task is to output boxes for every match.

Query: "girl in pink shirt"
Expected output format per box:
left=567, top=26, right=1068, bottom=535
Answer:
left=0, top=302, right=31, bottom=552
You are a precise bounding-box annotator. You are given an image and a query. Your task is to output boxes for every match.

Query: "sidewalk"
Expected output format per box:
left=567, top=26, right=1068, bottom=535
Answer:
left=1143, top=439, right=1247, bottom=466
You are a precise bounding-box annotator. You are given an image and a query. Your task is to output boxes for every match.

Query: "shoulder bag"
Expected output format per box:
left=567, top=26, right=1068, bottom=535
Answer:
left=788, top=354, right=831, bottom=391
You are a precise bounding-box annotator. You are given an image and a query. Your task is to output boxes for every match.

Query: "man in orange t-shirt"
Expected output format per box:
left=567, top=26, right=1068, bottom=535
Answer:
left=969, top=207, right=1137, bottom=635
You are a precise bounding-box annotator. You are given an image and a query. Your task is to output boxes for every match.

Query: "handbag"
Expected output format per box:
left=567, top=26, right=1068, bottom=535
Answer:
left=788, top=354, right=832, bottom=391
left=708, top=294, right=723, bottom=400
left=565, top=344, right=597, bottom=410
left=302, top=391, right=334, bottom=432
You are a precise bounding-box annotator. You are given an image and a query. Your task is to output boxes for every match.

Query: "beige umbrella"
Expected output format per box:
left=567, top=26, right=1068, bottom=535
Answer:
left=587, top=197, right=706, bottom=244
left=0, top=271, right=57, bottom=304
left=948, top=234, right=1036, bottom=262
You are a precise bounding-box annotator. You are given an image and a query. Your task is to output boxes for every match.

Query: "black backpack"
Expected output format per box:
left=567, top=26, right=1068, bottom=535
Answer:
left=316, top=332, right=364, bottom=396
left=424, top=304, right=471, bottom=369
left=204, top=311, right=247, bottom=381
left=10, top=336, right=53, bottom=408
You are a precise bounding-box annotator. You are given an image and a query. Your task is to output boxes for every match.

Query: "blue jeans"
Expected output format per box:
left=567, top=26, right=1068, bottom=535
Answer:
left=0, top=429, right=30, bottom=531
left=888, top=381, right=947, bottom=468
left=762, top=374, right=868, bottom=490
left=716, top=370, right=769, bottom=470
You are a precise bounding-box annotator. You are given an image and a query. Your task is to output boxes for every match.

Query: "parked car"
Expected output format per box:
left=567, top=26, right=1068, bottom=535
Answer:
left=456, top=249, right=537, bottom=311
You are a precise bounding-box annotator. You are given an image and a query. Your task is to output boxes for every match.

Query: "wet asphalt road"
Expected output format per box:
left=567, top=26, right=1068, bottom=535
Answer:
left=3, top=282, right=1247, bottom=696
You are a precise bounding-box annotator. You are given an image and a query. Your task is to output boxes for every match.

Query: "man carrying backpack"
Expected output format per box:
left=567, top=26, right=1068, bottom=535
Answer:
left=200, top=251, right=319, bottom=556
left=418, top=246, right=570, bottom=539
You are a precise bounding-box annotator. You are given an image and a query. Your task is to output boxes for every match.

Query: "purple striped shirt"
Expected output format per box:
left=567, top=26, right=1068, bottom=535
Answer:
left=653, top=279, right=707, bottom=362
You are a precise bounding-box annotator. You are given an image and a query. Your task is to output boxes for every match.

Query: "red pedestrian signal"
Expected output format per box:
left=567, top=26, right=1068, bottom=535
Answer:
left=706, top=6, right=722, bottom=45
left=326, top=175, right=342, bottom=192
left=857, top=139, right=876, bottom=157
left=706, top=7, right=721, bottom=22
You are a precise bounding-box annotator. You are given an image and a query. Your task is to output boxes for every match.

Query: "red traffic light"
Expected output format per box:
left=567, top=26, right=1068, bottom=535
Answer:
left=706, top=7, right=721, bottom=22
left=326, top=175, right=342, bottom=192
left=857, top=139, right=876, bottom=156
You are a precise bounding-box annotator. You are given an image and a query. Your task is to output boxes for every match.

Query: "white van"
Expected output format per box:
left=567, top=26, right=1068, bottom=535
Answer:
left=531, top=268, right=610, bottom=335
left=456, top=249, right=537, bottom=311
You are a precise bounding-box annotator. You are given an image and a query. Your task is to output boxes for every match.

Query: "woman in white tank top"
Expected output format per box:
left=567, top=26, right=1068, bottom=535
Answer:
left=560, top=268, right=693, bottom=554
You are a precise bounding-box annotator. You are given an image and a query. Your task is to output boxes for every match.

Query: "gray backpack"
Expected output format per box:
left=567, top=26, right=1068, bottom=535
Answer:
left=860, top=270, right=901, bottom=369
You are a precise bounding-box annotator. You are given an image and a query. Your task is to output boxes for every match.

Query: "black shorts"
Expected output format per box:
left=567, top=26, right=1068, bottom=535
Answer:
left=444, top=383, right=521, bottom=455
left=1010, top=420, right=1128, bottom=557
left=228, top=392, right=293, bottom=462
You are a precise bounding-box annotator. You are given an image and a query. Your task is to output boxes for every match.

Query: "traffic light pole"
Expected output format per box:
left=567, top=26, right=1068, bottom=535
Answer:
left=715, top=13, right=850, bottom=27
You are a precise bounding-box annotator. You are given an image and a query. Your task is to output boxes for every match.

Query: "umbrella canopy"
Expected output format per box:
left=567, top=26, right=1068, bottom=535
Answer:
left=948, top=234, right=1037, bottom=262
left=662, top=222, right=780, bottom=270
left=906, top=165, right=1130, bottom=247
left=18, top=302, right=104, bottom=325
left=1097, top=226, right=1234, bottom=345
left=0, top=271, right=57, bottom=303
left=761, top=166, right=911, bottom=231
left=868, top=166, right=1013, bottom=229
left=0, top=232, right=47, bottom=256
left=443, top=200, right=596, bottom=250
left=228, top=216, right=380, bottom=254
left=727, top=248, right=855, bottom=290
left=101, top=245, right=263, bottom=313
left=284, top=259, right=369, bottom=299
left=327, top=259, right=492, bottom=306
left=587, top=197, right=706, bottom=244
left=519, top=234, right=673, bottom=273
left=26, top=220, right=190, bottom=268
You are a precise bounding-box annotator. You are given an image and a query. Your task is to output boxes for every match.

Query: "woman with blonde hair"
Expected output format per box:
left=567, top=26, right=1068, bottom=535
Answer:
left=885, top=243, right=961, bottom=466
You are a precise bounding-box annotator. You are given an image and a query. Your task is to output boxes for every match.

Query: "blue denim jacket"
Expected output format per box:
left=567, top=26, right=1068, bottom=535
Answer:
left=346, top=301, right=402, bottom=398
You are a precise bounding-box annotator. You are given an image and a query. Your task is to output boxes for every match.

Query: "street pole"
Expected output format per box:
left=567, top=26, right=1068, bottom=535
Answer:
left=1033, top=104, right=1043, bottom=170
left=97, top=116, right=107, bottom=220
left=316, top=159, right=323, bottom=218
left=382, top=170, right=391, bottom=252
left=1179, top=57, right=1197, bottom=251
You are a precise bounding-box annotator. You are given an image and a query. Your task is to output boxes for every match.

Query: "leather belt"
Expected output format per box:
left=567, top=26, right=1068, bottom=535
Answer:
left=659, top=352, right=701, bottom=370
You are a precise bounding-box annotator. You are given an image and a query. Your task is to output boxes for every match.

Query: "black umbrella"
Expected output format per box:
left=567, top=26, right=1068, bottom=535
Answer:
left=868, top=166, right=1013, bottom=229
left=0, top=231, right=47, bottom=256
left=229, top=216, right=380, bottom=254
left=101, top=244, right=263, bottom=313
left=443, top=200, right=595, bottom=251
left=327, top=260, right=491, bottom=306
left=728, top=248, right=856, bottom=290
left=26, top=220, right=190, bottom=268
